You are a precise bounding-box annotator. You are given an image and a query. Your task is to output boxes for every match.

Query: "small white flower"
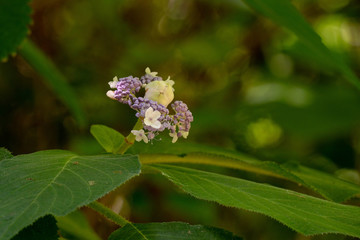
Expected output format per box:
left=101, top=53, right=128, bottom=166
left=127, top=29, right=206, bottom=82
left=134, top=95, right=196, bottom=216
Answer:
left=180, top=131, right=189, bottom=139
left=131, top=129, right=149, bottom=143
left=145, top=67, right=158, bottom=77
left=144, top=107, right=161, bottom=129
left=108, top=76, right=118, bottom=88
left=106, top=90, right=116, bottom=100
left=169, top=132, right=178, bottom=143
left=165, top=76, right=175, bottom=91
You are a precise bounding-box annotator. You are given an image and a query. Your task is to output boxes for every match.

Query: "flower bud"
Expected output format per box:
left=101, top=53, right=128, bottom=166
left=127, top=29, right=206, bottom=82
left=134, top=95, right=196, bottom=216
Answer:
left=144, top=78, right=174, bottom=107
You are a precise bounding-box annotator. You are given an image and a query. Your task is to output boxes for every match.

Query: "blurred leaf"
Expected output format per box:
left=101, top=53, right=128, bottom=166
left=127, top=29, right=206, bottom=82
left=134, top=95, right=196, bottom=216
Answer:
left=0, top=0, right=31, bottom=60
left=69, top=136, right=104, bottom=155
left=11, top=215, right=58, bottom=240
left=0, top=147, right=12, bottom=161
left=179, top=34, right=233, bottom=66
left=335, top=169, right=360, bottom=185
left=150, top=164, right=360, bottom=237
left=56, top=210, right=100, bottom=240
left=90, top=124, right=125, bottom=154
left=0, top=150, right=140, bottom=240
left=19, top=40, right=87, bottom=126
left=242, top=0, right=360, bottom=90
left=164, top=193, right=217, bottom=224
left=286, top=41, right=344, bottom=76
left=108, top=222, right=242, bottom=240
left=130, top=142, right=360, bottom=202
left=240, top=84, right=360, bottom=140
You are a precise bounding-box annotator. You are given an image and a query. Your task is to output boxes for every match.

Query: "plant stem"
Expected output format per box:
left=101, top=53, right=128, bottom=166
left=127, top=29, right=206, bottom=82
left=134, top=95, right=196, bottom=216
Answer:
left=87, top=119, right=143, bottom=226
left=88, top=201, right=130, bottom=227
left=19, top=40, right=87, bottom=127
left=116, top=119, right=143, bottom=154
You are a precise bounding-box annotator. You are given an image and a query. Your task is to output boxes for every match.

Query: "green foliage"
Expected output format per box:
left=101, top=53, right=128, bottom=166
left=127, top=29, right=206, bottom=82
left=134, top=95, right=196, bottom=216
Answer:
left=108, top=222, right=242, bottom=240
left=0, top=150, right=140, bottom=240
left=131, top=142, right=360, bottom=202
left=0, top=148, right=12, bottom=161
left=56, top=210, right=101, bottom=240
left=2, top=0, right=360, bottom=239
left=150, top=164, right=360, bottom=238
left=19, top=40, right=87, bottom=126
left=11, top=215, right=58, bottom=240
left=241, top=0, right=360, bottom=90
left=90, top=124, right=125, bottom=154
left=0, top=0, right=31, bottom=60
left=237, top=84, right=360, bottom=141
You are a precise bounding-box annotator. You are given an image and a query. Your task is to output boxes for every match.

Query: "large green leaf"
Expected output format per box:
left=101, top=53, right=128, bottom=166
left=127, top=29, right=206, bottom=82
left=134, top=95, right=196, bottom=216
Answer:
left=150, top=164, right=360, bottom=237
left=241, top=0, right=360, bottom=90
left=0, top=0, right=31, bottom=60
left=90, top=124, right=125, bottom=154
left=108, top=222, right=242, bottom=240
left=0, top=150, right=140, bottom=240
left=130, top=142, right=360, bottom=202
left=19, top=40, right=87, bottom=126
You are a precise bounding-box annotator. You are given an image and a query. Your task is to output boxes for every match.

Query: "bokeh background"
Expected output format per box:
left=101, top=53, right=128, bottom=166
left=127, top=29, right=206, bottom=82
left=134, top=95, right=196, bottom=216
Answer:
left=1, top=0, right=360, bottom=239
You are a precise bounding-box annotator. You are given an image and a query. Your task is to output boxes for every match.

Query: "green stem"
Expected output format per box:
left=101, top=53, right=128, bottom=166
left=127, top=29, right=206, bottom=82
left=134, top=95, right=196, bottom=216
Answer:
left=87, top=201, right=130, bottom=227
left=19, top=40, right=87, bottom=127
left=116, top=119, right=143, bottom=154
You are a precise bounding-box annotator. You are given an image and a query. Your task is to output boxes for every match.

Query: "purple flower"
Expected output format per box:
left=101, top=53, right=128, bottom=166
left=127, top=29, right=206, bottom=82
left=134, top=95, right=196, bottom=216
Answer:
left=113, top=76, right=142, bottom=104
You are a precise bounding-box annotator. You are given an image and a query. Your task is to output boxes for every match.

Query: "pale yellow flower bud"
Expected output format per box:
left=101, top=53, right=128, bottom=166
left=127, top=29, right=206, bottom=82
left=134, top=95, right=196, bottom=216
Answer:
left=144, top=79, right=175, bottom=107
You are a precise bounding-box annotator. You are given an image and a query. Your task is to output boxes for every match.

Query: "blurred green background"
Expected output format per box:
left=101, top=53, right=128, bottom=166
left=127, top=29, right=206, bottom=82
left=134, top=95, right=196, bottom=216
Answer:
left=1, top=0, right=360, bottom=239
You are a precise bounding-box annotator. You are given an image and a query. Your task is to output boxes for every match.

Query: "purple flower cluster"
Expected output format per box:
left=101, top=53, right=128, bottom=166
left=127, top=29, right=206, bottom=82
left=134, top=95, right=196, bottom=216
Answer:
left=113, top=76, right=142, bottom=104
left=107, top=68, right=193, bottom=143
left=171, top=101, right=193, bottom=136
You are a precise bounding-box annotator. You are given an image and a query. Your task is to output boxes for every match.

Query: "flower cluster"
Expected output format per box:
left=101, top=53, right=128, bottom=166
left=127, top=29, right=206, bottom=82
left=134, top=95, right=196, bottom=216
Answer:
left=107, top=68, right=193, bottom=143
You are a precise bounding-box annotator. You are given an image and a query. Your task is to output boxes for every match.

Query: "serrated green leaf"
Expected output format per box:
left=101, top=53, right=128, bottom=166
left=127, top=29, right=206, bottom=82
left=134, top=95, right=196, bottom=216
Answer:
left=108, top=222, right=242, bottom=240
left=150, top=164, right=360, bottom=237
left=11, top=215, right=58, bottom=240
left=90, top=124, right=125, bottom=154
left=0, top=147, right=13, bottom=161
left=130, top=142, right=360, bottom=202
left=241, top=0, right=360, bottom=90
left=0, top=150, right=140, bottom=240
left=0, top=0, right=31, bottom=60
left=56, top=210, right=100, bottom=240
left=18, top=40, right=87, bottom=126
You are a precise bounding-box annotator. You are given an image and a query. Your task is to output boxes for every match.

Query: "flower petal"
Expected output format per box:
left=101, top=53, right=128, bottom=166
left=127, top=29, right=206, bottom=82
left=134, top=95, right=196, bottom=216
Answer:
left=152, top=110, right=161, bottom=120
left=169, top=132, right=178, bottom=143
left=142, top=135, right=149, bottom=143
left=144, top=118, right=152, bottom=126
left=145, top=107, right=154, bottom=118
left=106, top=90, right=116, bottom=100
left=152, top=120, right=161, bottom=129
left=145, top=67, right=158, bottom=77
left=181, top=131, right=189, bottom=139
